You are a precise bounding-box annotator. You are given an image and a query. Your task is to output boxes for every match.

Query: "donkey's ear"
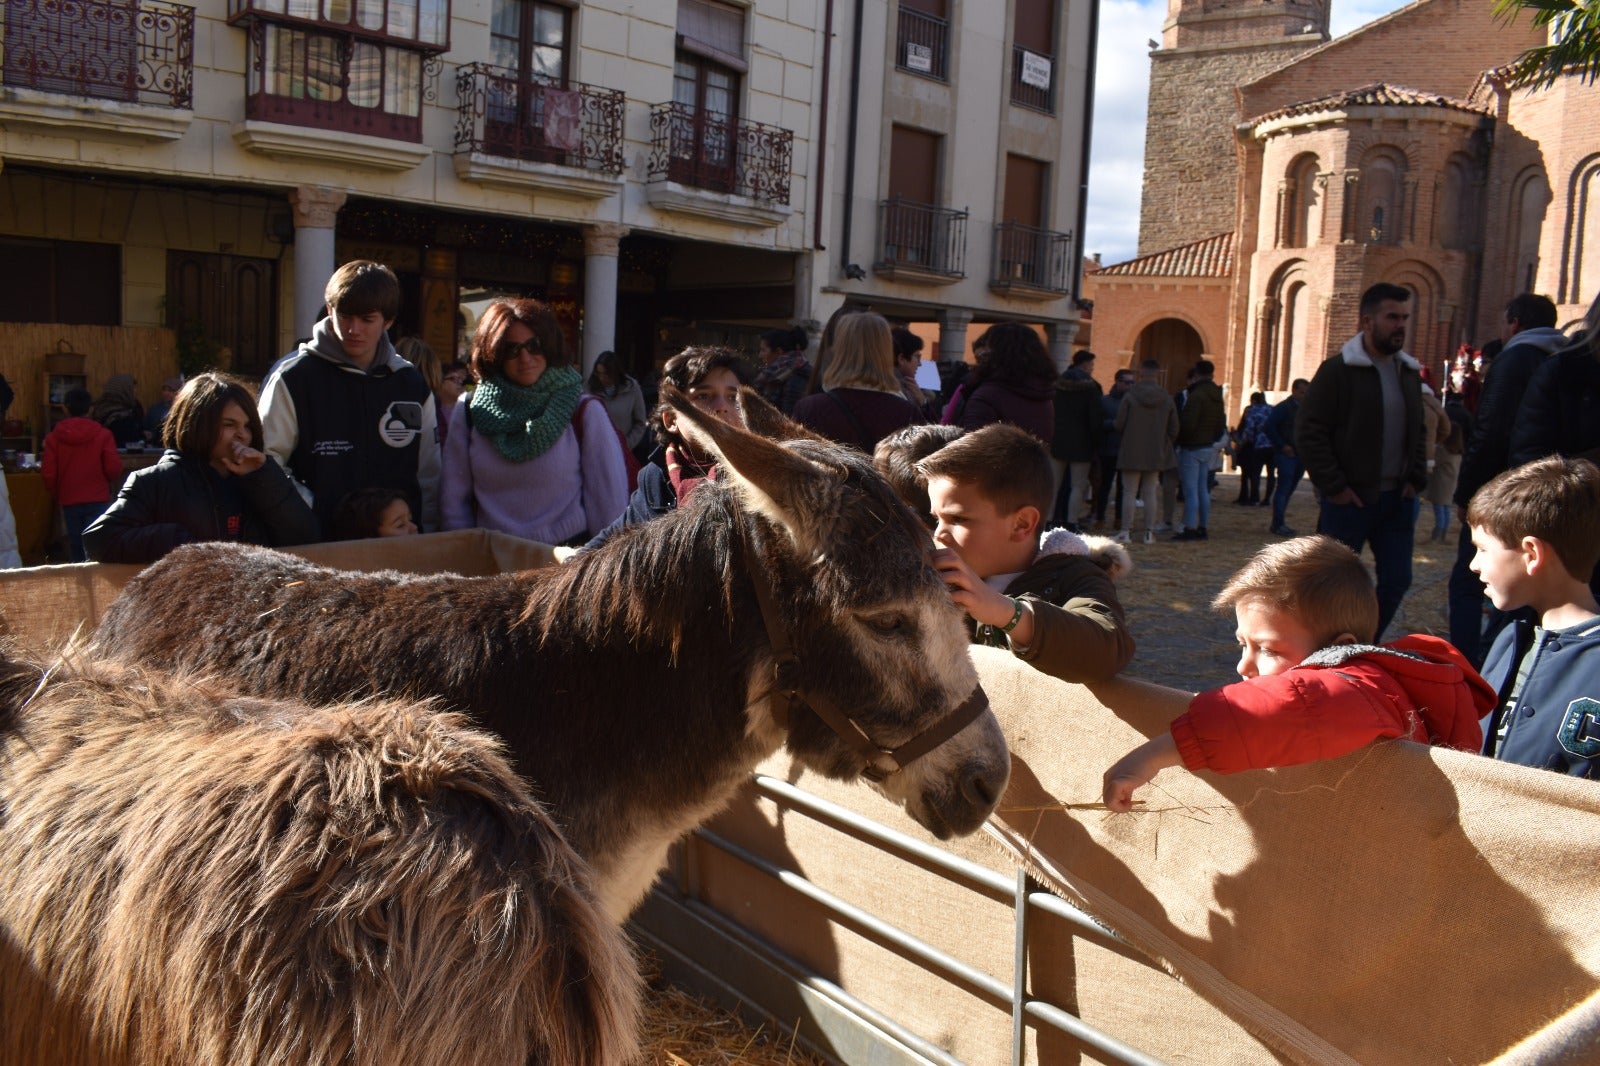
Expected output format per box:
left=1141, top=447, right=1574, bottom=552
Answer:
left=736, top=385, right=827, bottom=443
left=665, top=386, right=841, bottom=552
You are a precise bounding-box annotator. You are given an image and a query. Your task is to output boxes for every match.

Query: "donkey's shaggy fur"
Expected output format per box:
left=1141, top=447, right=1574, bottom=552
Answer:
left=0, top=653, right=639, bottom=1066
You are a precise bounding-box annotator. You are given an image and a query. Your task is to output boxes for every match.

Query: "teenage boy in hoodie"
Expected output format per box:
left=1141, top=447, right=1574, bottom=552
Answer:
left=921, top=424, right=1136, bottom=684
left=260, top=261, right=439, bottom=535
left=1447, top=293, right=1569, bottom=666
left=1104, top=535, right=1492, bottom=812
left=41, top=386, right=121, bottom=562
left=1297, top=282, right=1427, bottom=642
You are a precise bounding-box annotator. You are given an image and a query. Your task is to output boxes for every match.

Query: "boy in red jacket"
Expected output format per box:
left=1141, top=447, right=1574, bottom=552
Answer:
left=1103, top=535, right=1493, bottom=811
left=42, top=387, right=121, bottom=562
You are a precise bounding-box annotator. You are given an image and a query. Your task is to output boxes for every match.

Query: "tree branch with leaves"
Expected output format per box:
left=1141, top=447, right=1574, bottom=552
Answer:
left=1494, top=0, right=1600, bottom=90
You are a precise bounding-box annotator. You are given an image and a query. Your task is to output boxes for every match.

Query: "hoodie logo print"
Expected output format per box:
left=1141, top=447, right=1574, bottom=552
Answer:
left=378, top=402, right=423, bottom=448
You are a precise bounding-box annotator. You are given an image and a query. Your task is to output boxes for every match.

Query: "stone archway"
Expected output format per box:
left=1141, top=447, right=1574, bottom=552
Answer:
left=1133, top=317, right=1204, bottom=390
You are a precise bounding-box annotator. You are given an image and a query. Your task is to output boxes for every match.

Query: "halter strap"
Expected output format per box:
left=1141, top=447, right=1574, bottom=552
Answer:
left=741, top=522, right=989, bottom=782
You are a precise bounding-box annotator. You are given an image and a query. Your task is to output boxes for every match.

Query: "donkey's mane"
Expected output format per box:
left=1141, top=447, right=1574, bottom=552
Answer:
left=525, top=483, right=744, bottom=658
left=527, top=438, right=933, bottom=657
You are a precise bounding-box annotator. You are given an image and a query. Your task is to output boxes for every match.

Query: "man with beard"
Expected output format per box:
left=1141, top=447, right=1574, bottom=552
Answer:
left=1296, top=282, right=1428, bottom=640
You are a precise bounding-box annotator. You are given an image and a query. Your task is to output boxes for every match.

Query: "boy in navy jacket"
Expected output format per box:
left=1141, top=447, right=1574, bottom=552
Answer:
left=1469, top=456, right=1600, bottom=778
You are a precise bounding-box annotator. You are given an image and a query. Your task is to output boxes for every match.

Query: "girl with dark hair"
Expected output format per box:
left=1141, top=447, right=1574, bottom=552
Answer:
left=941, top=322, right=1056, bottom=444
left=442, top=298, right=628, bottom=545
left=753, top=326, right=810, bottom=414
left=83, top=373, right=319, bottom=563
left=581, top=346, right=751, bottom=551
left=587, top=350, right=649, bottom=454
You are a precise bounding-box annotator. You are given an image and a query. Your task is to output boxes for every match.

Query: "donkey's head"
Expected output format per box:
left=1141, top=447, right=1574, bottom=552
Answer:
left=668, top=388, right=1009, bottom=838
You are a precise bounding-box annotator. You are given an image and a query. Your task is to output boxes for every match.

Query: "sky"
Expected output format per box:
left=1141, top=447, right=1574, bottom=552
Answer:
left=1083, top=0, right=1417, bottom=266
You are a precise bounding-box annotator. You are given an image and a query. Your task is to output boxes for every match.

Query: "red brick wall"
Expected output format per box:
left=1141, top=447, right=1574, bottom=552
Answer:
left=1240, top=0, right=1544, bottom=120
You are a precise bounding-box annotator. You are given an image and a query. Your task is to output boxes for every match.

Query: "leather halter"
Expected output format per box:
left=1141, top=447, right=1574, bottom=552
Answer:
left=740, top=523, right=991, bottom=783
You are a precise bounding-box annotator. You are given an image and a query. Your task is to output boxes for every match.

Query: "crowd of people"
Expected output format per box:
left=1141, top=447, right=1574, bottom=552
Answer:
left=36, top=263, right=1600, bottom=795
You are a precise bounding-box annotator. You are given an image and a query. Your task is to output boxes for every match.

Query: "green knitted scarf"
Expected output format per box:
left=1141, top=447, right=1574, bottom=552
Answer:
left=467, top=366, right=584, bottom=462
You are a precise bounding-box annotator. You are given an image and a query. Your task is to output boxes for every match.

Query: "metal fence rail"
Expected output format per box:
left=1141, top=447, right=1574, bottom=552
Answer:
left=0, top=0, right=194, bottom=108
left=876, top=197, right=968, bottom=279
left=646, top=100, right=794, bottom=206
left=677, top=773, right=1170, bottom=1066
left=992, top=221, right=1074, bottom=293
left=895, top=6, right=948, bottom=81
left=454, top=63, right=624, bottom=174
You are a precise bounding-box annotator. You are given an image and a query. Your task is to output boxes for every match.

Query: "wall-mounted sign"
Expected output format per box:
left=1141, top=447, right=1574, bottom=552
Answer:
left=905, top=42, right=933, bottom=73
left=1020, top=50, right=1052, bottom=90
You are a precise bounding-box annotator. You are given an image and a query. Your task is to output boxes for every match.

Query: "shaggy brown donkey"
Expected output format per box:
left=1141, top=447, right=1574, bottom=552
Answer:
left=0, top=652, right=638, bottom=1066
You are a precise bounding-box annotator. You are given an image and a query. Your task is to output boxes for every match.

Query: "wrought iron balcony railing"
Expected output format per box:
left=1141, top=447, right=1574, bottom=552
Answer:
left=1010, top=44, right=1054, bottom=113
left=454, top=64, right=623, bottom=174
left=646, top=101, right=793, bottom=207
left=875, top=198, right=967, bottom=279
left=991, top=221, right=1073, bottom=294
left=0, top=0, right=194, bottom=108
left=895, top=6, right=948, bottom=81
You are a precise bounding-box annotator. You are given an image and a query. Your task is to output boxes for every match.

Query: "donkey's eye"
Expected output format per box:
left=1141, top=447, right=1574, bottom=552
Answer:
left=864, top=613, right=910, bottom=637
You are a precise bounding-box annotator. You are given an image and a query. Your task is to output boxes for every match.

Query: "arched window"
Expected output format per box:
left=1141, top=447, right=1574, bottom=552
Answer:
left=1566, top=155, right=1600, bottom=304
left=1437, top=153, right=1477, bottom=251
left=1281, top=154, right=1320, bottom=248
left=1508, top=167, right=1550, bottom=298
left=1359, top=147, right=1407, bottom=246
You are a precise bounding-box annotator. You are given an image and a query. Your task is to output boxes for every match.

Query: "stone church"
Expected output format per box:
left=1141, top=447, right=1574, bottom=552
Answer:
left=1081, top=0, right=1594, bottom=416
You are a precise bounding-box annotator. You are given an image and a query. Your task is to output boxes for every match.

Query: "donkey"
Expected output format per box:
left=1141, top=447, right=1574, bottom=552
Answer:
left=92, top=388, right=1010, bottom=920
left=0, top=651, right=638, bottom=1066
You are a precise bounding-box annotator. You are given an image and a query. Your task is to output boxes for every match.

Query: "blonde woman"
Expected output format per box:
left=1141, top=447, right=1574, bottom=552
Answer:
left=791, top=312, right=924, bottom=451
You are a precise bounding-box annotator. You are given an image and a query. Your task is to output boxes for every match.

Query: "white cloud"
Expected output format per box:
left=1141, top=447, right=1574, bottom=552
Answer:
left=1084, top=0, right=1413, bottom=267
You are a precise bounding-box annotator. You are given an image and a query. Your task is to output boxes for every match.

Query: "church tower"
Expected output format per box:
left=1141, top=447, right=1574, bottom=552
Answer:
left=1138, top=0, right=1330, bottom=256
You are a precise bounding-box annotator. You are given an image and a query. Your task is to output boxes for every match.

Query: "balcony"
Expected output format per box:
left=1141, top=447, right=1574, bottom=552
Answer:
left=1010, top=44, right=1054, bottom=113
left=874, top=197, right=967, bottom=285
left=645, top=101, right=794, bottom=228
left=232, top=21, right=432, bottom=170
left=0, top=0, right=194, bottom=139
left=990, top=221, right=1073, bottom=299
left=895, top=6, right=947, bottom=81
left=453, top=64, right=624, bottom=200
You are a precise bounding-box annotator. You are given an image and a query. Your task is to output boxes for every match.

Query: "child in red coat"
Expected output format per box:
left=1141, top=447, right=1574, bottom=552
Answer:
left=1103, top=535, right=1494, bottom=811
left=41, top=387, right=121, bottom=562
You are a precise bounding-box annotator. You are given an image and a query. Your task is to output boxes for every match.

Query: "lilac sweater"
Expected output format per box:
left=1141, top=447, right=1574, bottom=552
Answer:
left=441, top=396, right=629, bottom=544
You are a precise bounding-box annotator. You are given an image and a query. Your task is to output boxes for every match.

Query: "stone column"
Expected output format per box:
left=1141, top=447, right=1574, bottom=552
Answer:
left=289, top=186, right=347, bottom=341
left=937, top=308, right=974, bottom=366
left=581, top=222, right=627, bottom=378
left=1045, top=322, right=1077, bottom=373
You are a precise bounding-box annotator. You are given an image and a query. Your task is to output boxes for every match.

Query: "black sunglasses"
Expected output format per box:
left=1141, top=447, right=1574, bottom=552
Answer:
left=497, top=339, right=541, bottom=360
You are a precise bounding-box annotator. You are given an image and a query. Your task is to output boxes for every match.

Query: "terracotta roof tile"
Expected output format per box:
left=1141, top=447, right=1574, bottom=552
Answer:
left=1094, top=232, right=1234, bottom=279
left=1251, top=82, right=1488, bottom=126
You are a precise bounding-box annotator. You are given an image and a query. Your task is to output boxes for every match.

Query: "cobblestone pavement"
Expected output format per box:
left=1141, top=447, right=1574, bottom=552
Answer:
left=1101, top=472, right=1456, bottom=692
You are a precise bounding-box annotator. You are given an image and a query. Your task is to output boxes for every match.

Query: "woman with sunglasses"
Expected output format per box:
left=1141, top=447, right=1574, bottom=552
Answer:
left=441, top=298, right=628, bottom=545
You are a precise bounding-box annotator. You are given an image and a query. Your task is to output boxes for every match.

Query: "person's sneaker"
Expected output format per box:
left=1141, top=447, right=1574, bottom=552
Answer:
left=1111, top=530, right=1132, bottom=543
left=1170, top=529, right=1201, bottom=542
left=1141, top=530, right=1154, bottom=544
left=1196, top=526, right=1208, bottom=539
left=1270, top=524, right=1297, bottom=536
left=1152, top=522, right=1173, bottom=534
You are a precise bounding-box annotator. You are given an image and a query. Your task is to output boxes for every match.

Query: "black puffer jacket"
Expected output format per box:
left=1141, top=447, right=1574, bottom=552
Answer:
left=83, top=450, right=319, bottom=564
left=1051, top=369, right=1104, bottom=461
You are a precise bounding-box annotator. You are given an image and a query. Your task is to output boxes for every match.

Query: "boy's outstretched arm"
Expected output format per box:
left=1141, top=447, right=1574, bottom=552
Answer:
left=932, top=547, right=1036, bottom=644
left=1103, top=733, right=1180, bottom=813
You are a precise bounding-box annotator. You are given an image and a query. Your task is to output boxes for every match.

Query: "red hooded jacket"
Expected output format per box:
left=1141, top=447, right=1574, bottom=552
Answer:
left=41, top=416, right=120, bottom=506
left=1171, top=634, right=1493, bottom=775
